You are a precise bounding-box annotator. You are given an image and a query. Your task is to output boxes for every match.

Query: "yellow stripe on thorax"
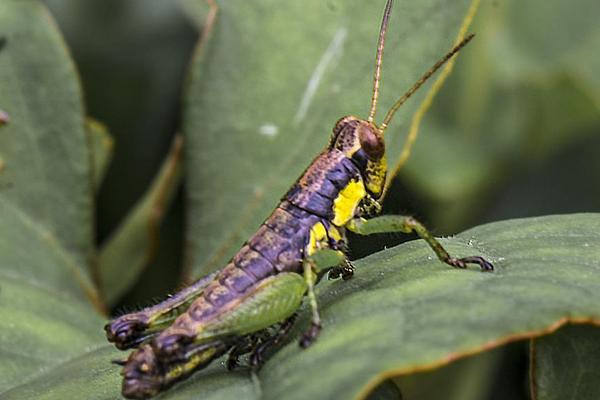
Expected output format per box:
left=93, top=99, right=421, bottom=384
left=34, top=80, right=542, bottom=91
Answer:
left=332, top=178, right=366, bottom=226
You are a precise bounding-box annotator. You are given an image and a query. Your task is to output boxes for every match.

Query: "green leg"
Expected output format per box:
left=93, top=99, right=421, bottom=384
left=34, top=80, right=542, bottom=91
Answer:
left=153, top=273, right=308, bottom=361
left=347, top=216, right=494, bottom=271
left=299, top=259, right=322, bottom=348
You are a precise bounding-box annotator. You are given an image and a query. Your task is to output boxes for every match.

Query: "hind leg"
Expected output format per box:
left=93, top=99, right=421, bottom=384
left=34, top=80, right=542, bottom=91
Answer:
left=105, top=271, right=219, bottom=350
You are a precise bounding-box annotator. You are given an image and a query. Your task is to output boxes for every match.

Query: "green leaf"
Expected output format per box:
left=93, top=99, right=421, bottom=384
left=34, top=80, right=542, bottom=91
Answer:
left=0, top=0, right=105, bottom=391
left=87, top=117, right=114, bottom=192
left=0, top=0, right=99, bottom=306
left=364, top=380, right=403, bottom=400
left=1, top=345, right=118, bottom=400
left=2, top=1, right=598, bottom=399
left=531, top=325, right=600, bottom=400
left=394, top=344, right=507, bottom=400
left=177, top=0, right=209, bottom=31
left=6, top=202, right=600, bottom=399
left=400, top=0, right=600, bottom=231
left=184, top=0, right=478, bottom=277
left=98, top=135, right=183, bottom=305
left=73, top=213, right=600, bottom=399
left=487, top=0, right=600, bottom=97
left=253, top=214, right=600, bottom=400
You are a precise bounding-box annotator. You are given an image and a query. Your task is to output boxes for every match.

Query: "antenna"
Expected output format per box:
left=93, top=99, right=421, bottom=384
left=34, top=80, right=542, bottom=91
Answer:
left=367, top=0, right=393, bottom=124
left=380, top=33, right=475, bottom=132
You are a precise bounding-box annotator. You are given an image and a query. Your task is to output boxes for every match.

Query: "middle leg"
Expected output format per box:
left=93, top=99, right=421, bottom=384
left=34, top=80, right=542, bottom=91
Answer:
left=299, top=259, right=322, bottom=348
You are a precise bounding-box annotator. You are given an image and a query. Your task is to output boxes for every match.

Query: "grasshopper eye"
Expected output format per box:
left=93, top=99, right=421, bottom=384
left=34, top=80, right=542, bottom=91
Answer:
left=358, top=125, right=384, bottom=160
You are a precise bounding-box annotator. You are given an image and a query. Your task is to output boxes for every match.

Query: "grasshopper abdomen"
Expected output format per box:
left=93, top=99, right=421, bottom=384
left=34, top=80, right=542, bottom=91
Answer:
left=151, top=200, right=343, bottom=356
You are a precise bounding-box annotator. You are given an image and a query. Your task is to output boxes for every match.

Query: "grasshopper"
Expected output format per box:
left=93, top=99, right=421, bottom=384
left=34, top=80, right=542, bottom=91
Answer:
left=105, top=0, right=493, bottom=398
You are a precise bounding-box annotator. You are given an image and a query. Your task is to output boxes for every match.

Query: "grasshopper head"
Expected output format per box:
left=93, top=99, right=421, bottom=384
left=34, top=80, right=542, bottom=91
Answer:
left=330, top=116, right=387, bottom=199
left=330, top=0, right=474, bottom=203
left=121, top=345, right=164, bottom=399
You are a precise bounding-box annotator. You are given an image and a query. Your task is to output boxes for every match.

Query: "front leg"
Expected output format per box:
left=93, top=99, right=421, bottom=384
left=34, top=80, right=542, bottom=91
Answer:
left=347, top=215, right=494, bottom=271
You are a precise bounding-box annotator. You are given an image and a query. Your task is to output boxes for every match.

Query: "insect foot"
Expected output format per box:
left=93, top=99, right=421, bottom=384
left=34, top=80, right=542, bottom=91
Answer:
left=105, top=317, right=149, bottom=350
left=447, top=256, right=494, bottom=271
left=299, top=322, right=322, bottom=348
left=328, top=260, right=355, bottom=280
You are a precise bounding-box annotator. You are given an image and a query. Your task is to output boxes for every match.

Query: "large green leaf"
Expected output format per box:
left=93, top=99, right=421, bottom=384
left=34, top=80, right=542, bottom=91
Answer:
left=184, top=0, right=478, bottom=277
left=1, top=1, right=599, bottom=399
left=531, top=325, right=600, bottom=400
left=0, top=0, right=99, bottom=305
left=6, top=213, right=597, bottom=399
left=400, top=0, right=600, bottom=231
left=394, top=345, right=505, bottom=400
left=256, top=214, right=600, bottom=400
left=0, top=0, right=105, bottom=391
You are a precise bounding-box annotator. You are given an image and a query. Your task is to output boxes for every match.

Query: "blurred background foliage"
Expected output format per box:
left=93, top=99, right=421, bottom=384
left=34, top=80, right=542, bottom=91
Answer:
left=40, top=0, right=599, bottom=399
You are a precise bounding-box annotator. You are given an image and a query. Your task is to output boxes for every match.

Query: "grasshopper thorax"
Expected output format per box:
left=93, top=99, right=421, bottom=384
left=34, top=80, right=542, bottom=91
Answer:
left=330, top=116, right=387, bottom=199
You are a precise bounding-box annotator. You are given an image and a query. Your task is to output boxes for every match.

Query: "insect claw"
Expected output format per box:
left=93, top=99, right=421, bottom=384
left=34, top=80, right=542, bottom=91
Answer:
left=341, top=260, right=355, bottom=280
left=462, top=256, right=495, bottom=272
left=450, top=256, right=494, bottom=272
